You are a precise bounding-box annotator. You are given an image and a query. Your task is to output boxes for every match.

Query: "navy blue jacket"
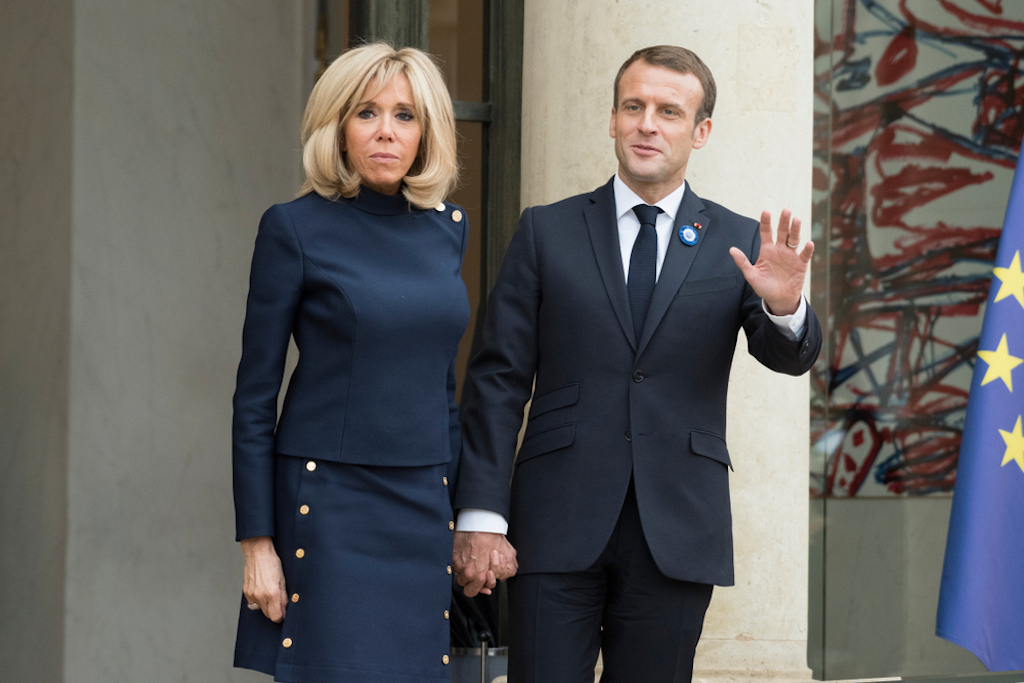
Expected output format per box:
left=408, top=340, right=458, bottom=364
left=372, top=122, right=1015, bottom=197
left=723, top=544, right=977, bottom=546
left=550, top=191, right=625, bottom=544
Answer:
left=233, top=188, right=469, bottom=541
left=455, top=179, right=821, bottom=586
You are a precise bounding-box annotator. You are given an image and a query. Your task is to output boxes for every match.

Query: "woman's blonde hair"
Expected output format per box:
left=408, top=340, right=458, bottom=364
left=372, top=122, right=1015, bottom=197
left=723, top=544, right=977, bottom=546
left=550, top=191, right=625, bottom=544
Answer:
left=299, top=43, right=458, bottom=209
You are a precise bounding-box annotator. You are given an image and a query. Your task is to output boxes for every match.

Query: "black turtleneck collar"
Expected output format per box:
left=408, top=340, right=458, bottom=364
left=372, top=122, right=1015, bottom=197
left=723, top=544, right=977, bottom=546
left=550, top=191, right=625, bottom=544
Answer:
left=348, top=185, right=419, bottom=216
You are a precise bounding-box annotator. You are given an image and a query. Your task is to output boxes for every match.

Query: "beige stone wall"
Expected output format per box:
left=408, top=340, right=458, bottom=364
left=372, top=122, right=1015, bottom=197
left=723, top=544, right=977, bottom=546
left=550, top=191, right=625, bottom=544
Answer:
left=60, top=2, right=308, bottom=680
left=0, top=2, right=311, bottom=681
left=2, top=1, right=815, bottom=680
left=522, top=0, right=815, bottom=678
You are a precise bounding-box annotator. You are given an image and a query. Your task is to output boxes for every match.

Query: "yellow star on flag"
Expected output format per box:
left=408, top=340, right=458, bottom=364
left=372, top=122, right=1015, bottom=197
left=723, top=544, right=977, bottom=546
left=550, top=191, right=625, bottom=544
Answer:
left=977, top=333, right=1023, bottom=392
left=992, top=251, right=1024, bottom=309
left=998, top=415, right=1024, bottom=474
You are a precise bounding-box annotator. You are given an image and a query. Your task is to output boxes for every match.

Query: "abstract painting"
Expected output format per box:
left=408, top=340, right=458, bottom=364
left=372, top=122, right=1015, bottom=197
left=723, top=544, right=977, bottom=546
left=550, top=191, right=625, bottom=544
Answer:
left=811, top=0, right=1024, bottom=497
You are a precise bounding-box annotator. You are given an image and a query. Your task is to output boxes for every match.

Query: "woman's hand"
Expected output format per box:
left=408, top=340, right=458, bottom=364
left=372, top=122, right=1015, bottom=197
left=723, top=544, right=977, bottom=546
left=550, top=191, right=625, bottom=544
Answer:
left=453, top=532, right=519, bottom=596
left=241, top=536, right=288, bottom=623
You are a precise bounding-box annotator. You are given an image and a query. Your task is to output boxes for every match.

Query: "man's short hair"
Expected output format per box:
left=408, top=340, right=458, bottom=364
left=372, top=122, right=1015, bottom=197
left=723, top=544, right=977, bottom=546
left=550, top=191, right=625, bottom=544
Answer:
left=613, top=46, right=717, bottom=124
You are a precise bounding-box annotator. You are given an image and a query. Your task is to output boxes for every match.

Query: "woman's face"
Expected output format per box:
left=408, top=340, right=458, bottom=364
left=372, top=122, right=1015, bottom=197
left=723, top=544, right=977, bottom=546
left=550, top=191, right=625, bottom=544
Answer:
left=343, top=73, right=422, bottom=195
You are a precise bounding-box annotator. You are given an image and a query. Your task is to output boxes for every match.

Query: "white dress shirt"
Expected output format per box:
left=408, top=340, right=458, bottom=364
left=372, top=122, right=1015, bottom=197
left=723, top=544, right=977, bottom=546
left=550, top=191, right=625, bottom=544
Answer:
left=456, top=176, right=808, bottom=534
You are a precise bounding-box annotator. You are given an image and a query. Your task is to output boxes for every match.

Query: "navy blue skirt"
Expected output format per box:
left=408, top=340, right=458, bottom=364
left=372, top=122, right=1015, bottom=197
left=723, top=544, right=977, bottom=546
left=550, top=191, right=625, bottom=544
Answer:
left=234, top=455, right=454, bottom=683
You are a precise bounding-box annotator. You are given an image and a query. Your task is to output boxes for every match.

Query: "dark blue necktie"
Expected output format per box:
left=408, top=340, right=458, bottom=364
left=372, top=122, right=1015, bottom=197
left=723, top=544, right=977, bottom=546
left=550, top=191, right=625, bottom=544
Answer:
left=628, top=204, right=661, bottom=344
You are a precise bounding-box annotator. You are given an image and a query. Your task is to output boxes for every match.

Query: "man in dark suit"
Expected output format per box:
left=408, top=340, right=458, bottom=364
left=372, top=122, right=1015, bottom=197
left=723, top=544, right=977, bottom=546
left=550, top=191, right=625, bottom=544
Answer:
left=452, top=45, right=822, bottom=682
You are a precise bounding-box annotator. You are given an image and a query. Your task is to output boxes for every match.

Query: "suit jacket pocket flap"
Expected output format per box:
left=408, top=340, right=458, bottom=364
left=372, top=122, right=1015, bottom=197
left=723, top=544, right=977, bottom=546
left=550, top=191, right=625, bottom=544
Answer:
left=690, top=430, right=732, bottom=468
left=517, top=424, right=576, bottom=464
left=676, top=275, right=739, bottom=297
left=529, top=383, right=580, bottom=417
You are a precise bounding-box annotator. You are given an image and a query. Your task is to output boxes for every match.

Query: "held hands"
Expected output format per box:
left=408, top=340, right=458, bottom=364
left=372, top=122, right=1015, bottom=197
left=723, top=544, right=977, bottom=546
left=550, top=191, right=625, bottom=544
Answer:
left=241, top=536, right=289, bottom=623
left=453, top=531, right=519, bottom=597
left=728, top=209, right=814, bottom=316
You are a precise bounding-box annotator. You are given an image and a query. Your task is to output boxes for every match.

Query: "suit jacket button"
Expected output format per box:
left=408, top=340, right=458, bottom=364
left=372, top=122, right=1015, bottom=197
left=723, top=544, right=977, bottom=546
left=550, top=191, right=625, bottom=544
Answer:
left=632, top=370, right=644, bottom=383
left=625, top=430, right=632, bottom=442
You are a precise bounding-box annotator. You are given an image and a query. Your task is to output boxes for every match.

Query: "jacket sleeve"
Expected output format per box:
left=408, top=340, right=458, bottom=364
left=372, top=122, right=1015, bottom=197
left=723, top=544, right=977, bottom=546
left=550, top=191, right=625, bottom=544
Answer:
left=445, top=360, right=461, bottom=502
left=739, top=226, right=822, bottom=375
left=445, top=210, right=471, bottom=499
left=232, top=204, right=304, bottom=541
left=454, top=207, right=541, bottom=519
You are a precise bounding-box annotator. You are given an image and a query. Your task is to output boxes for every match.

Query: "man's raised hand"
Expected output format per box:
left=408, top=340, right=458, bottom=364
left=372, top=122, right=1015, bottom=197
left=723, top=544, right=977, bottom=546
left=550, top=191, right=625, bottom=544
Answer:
left=728, top=209, right=813, bottom=316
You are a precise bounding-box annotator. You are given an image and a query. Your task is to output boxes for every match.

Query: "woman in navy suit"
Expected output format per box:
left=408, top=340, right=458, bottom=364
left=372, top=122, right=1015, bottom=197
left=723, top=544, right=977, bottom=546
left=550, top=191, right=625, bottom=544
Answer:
left=231, top=43, right=500, bottom=682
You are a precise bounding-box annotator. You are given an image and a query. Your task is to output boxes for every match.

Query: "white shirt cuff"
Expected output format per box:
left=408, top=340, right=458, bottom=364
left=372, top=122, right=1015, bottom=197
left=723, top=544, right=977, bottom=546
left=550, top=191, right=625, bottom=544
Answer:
left=456, top=509, right=509, bottom=534
left=763, top=295, right=808, bottom=341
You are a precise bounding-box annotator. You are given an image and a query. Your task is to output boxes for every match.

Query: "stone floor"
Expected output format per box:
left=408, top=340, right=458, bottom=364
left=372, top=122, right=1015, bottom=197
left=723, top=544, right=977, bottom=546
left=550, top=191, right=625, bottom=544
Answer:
left=692, top=677, right=897, bottom=683
left=489, top=667, right=1023, bottom=682
left=489, top=676, right=897, bottom=682
left=491, top=674, right=1020, bottom=682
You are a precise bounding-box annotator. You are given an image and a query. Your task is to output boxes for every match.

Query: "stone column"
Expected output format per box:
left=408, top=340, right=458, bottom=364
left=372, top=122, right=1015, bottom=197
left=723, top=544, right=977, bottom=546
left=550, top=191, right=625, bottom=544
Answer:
left=63, top=3, right=307, bottom=681
left=520, top=1, right=815, bottom=679
left=1, top=1, right=310, bottom=681
left=0, top=2, right=74, bottom=681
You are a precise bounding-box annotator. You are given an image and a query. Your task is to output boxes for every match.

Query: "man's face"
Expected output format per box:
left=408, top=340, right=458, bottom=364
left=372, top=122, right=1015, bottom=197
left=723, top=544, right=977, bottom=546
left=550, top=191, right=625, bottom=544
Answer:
left=609, top=60, right=712, bottom=201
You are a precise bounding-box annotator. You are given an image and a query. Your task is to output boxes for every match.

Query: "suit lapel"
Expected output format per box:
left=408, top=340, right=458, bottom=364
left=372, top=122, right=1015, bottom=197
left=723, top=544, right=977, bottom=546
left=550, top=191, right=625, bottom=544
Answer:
left=637, top=182, right=709, bottom=356
left=584, top=179, right=636, bottom=351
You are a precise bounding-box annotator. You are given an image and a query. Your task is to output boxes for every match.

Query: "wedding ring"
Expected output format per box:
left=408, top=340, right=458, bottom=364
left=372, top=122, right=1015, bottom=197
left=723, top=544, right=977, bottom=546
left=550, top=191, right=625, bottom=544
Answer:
left=786, top=241, right=800, bottom=248
left=247, top=602, right=260, bottom=611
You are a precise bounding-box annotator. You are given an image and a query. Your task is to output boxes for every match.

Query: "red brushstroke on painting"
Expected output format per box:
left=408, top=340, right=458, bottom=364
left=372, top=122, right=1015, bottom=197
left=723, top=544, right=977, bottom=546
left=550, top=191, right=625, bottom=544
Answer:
left=810, top=0, right=1023, bottom=497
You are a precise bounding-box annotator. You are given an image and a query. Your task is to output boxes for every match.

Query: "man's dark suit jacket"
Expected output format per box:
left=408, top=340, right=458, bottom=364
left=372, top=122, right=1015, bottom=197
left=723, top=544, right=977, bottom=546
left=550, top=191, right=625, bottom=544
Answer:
left=455, top=178, right=822, bottom=587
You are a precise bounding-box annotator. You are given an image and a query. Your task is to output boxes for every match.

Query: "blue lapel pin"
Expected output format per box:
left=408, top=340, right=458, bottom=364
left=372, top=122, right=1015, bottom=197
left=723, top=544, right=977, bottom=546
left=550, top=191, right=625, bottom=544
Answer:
left=679, top=225, right=699, bottom=246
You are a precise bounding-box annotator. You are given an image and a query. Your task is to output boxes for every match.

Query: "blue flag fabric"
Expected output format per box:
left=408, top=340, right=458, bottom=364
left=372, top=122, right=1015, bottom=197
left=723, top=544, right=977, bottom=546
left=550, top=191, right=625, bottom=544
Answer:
left=937, top=159, right=1024, bottom=672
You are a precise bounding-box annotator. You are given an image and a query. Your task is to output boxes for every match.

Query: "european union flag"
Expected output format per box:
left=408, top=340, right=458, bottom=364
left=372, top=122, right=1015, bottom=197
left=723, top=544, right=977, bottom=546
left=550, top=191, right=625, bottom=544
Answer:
left=937, top=158, right=1024, bottom=672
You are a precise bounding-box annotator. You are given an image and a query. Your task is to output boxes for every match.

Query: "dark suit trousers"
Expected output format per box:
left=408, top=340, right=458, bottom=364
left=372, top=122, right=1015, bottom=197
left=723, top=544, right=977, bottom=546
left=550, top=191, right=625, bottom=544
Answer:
left=507, top=479, right=714, bottom=683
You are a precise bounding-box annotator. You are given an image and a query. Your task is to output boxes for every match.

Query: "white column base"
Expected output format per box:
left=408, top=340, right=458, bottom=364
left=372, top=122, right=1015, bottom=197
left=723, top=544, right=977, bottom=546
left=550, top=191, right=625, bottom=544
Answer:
left=694, top=676, right=816, bottom=683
